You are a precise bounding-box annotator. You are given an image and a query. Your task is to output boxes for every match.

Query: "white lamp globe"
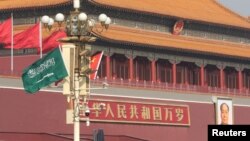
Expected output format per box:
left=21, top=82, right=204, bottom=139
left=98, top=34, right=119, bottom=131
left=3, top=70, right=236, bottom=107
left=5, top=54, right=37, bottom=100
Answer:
left=78, top=13, right=87, bottom=21
left=48, top=18, right=54, bottom=26
left=41, top=15, right=50, bottom=24
left=105, top=17, right=111, bottom=25
left=98, top=13, right=107, bottom=22
left=55, top=13, right=64, bottom=22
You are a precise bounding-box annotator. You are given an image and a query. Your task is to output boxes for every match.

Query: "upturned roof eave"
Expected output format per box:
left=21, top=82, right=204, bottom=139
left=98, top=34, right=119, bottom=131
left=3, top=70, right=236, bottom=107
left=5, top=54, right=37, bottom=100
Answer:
left=92, top=25, right=250, bottom=60
left=94, top=32, right=250, bottom=61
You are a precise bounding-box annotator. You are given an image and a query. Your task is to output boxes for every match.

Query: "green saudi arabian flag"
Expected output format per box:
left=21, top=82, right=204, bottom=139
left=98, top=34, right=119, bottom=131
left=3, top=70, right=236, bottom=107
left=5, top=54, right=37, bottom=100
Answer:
left=22, top=48, right=68, bottom=93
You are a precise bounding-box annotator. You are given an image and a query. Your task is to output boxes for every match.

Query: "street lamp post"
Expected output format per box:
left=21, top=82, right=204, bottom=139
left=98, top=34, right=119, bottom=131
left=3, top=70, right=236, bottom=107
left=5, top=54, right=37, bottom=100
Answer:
left=74, top=69, right=80, bottom=141
left=41, top=1, right=111, bottom=141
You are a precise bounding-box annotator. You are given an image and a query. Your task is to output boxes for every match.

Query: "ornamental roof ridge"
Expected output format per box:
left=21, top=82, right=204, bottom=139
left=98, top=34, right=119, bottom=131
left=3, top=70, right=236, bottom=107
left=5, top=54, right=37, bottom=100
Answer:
left=212, top=0, right=250, bottom=25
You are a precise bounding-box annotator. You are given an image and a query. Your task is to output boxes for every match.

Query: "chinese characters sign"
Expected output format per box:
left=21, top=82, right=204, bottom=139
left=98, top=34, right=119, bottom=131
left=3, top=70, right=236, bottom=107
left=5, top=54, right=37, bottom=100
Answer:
left=81, top=100, right=190, bottom=126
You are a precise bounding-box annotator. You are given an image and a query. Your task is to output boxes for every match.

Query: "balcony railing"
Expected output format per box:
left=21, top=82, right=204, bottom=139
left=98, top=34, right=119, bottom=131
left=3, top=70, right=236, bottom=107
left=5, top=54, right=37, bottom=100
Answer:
left=1, top=68, right=250, bottom=97
left=92, top=78, right=250, bottom=97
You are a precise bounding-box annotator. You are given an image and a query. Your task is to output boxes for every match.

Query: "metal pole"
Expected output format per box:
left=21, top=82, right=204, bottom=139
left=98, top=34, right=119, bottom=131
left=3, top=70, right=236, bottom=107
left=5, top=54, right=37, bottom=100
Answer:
left=73, top=0, right=80, bottom=140
left=11, top=13, right=13, bottom=72
left=74, top=68, right=80, bottom=141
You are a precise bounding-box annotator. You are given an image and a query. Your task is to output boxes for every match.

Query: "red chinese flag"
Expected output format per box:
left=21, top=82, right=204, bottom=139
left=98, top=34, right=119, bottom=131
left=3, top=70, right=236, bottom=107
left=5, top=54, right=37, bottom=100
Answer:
left=90, top=51, right=104, bottom=80
left=5, top=23, right=40, bottom=49
left=38, top=30, right=67, bottom=54
left=0, top=18, right=12, bottom=44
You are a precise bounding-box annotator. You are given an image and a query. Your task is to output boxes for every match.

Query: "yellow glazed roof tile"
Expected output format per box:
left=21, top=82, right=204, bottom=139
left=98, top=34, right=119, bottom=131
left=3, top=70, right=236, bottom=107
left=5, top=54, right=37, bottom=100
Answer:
left=0, top=0, right=70, bottom=10
left=2, top=0, right=250, bottom=29
left=93, top=25, right=250, bottom=59
left=89, top=0, right=250, bottom=29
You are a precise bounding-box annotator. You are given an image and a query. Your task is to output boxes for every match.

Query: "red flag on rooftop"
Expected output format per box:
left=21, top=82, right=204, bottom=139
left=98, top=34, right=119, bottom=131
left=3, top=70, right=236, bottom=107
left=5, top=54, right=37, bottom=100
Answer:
left=90, top=51, right=104, bottom=80
left=38, top=30, right=67, bottom=54
left=0, top=18, right=12, bottom=44
left=5, top=23, right=40, bottom=49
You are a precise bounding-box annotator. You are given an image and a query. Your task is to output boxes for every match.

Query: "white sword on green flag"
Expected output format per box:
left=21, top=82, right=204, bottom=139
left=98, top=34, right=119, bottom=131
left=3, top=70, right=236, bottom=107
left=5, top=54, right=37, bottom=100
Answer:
left=22, top=47, right=68, bottom=93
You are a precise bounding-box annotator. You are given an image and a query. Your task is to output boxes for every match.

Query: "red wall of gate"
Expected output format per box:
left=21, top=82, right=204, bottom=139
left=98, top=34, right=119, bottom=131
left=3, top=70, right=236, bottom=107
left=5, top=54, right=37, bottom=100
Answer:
left=0, top=55, right=40, bottom=76
left=0, top=88, right=250, bottom=141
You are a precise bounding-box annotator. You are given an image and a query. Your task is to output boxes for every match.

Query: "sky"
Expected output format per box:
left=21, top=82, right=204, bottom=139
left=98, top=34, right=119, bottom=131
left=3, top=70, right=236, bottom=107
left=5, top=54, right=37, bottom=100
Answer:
left=218, top=0, right=250, bottom=17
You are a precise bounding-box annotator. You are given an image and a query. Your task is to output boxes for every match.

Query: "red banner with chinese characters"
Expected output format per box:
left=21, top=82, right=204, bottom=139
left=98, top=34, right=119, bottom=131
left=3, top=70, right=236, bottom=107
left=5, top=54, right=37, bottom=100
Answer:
left=80, top=100, right=190, bottom=126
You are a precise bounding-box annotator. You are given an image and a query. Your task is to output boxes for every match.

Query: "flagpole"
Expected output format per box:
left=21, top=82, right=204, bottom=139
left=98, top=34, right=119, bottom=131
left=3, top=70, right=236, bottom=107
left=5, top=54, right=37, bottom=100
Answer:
left=11, top=13, right=13, bottom=73
left=39, top=21, right=42, bottom=58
